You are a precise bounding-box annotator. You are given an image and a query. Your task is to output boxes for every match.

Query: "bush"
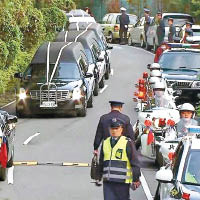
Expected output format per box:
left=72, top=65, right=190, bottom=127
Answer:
left=0, top=40, right=9, bottom=69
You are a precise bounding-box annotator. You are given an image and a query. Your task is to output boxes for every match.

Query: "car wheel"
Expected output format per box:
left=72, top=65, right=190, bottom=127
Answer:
left=87, top=94, right=93, bottom=108
left=140, top=37, right=145, bottom=48
left=105, top=64, right=110, bottom=80
left=0, top=167, right=6, bottom=181
left=93, top=79, right=99, bottom=96
left=99, top=76, right=105, bottom=88
left=128, top=35, right=133, bottom=46
left=108, top=32, right=113, bottom=43
left=77, top=98, right=87, bottom=117
left=7, top=148, right=14, bottom=168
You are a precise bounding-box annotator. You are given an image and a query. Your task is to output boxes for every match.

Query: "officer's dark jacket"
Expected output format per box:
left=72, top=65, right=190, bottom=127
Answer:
left=119, top=14, right=130, bottom=28
left=168, top=25, right=176, bottom=42
left=144, top=16, right=151, bottom=32
left=99, top=136, right=141, bottom=182
left=157, top=19, right=165, bottom=37
left=93, top=110, right=134, bottom=150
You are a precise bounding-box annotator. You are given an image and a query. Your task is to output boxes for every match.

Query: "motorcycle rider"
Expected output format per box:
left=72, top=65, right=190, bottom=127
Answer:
left=149, top=63, right=161, bottom=71
left=177, top=103, right=198, bottom=137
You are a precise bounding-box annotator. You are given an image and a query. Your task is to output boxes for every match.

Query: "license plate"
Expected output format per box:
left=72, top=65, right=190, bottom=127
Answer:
left=40, top=101, right=57, bottom=108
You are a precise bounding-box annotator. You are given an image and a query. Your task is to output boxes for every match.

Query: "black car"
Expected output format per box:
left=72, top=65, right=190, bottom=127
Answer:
left=68, top=22, right=113, bottom=79
left=55, top=30, right=106, bottom=96
left=14, top=42, right=94, bottom=117
left=0, top=110, right=17, bottom=181
left=158, top=48, right=200, bottom=105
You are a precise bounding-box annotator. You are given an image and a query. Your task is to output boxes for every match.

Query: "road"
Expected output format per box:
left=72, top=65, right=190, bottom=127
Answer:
left=0, top=45, right=157, bottom=200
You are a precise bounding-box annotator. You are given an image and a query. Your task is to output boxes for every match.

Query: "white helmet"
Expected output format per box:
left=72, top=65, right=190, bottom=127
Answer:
left=149, top=77, right=161, bottom=84
left=120, top=7, right=126, bottom=11
left=179, top=103, right=195, bottom=112
left=153, top=80, right=165, bottom=90
left=150, top=63, right=161, bottom=70
left=150, top=70, right=162, bottom=77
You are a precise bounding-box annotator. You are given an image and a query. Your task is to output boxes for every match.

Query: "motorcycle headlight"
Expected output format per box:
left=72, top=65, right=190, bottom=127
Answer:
left=191, top=81, right=200, bottom=88
left=72, top=88, right=82, bottom=100
left=19, top=88, right=27, bottom=100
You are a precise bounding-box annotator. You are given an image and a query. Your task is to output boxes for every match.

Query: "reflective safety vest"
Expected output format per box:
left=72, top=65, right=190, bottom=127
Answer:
left=103, top=136, right=133, bottom=184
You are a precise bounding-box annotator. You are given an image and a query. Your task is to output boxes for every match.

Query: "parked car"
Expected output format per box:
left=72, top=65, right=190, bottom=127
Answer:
left=55, top=30, right=107, bottom=96
left=101, top=13, right=137, bottom=43
left=14, top=42, right=94, bottom=117
left=128, top=16, right=153, bottom=47
left=0, top=110, right=17, bottom=181
left=68, top=22, right=113, bottom=79
left=156, top=133, right=200, bottom=199
left=146, top=13, right=194, bottom=51
left=178, top=25, right=200, bottom=43
left=158, top=45, right=200, bottom=105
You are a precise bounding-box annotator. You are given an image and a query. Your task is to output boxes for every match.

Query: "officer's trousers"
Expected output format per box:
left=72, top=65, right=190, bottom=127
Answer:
left=103, top=181, right=130, bottom=200
left=119, top=27, right=128, bottom=44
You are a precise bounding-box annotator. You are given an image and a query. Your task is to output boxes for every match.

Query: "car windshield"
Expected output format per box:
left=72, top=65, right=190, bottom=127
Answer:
left=159, top=52, right=200, bottom=69
left=182, top=150, right=200, bottom=186
left=163, top=15, right=193, bottom=27
left=24, top=63, right=80, bottom=81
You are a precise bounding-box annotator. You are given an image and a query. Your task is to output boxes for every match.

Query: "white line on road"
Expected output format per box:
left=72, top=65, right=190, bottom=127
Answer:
left=8, top=166, right=14, bottom=184
left=1, top=100, right=16, bottom=109
left=133, top=46, right=155, bottom=56
left=100, top=85, right=108, bottom=94
left=110, top=68, right=114, bottom=76
left=140, top=172, right=154, bottom=200
left=23, top=132, right=41, bottom=145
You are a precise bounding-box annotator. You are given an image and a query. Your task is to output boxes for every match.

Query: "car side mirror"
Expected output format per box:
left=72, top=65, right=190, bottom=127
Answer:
left=107, top=46, right=113, bottom=50
left=156, top=168, right=173, bottom=183
left=147, top=64, right=151, bottom=69
left=14, top=72, right=23, bottom=79
left=85, top=73, right=93, bottom=78
left=7, top=115, right=18, bottom=124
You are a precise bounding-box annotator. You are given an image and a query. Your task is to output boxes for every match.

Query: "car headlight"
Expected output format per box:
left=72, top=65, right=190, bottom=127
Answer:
left=191, top=81, right=200, bottom=88
left=72, top=88, right=82, bottom=100
left=19, top=88, right=27, bottom=100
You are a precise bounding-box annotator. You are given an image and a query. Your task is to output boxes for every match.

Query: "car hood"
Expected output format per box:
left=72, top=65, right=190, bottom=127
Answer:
left=162, top=68, right=199, bottom=80
left=22, top=79, right=83, bottom=91
left=187, top=36, right=200, bottom=42
left=182, top=184, right=200, bottom=199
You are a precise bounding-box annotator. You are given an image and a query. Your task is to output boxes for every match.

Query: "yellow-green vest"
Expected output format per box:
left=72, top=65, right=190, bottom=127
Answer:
left=103, top=136, right=133, bottom=184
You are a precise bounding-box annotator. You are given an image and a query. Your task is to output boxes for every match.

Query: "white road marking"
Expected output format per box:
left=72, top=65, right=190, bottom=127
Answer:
left=7, top=166, right=14, bottom=184
left=99, top=85, right=108, bottom=94
left=1, top=100, right=16, bottom=109
left=133, top=46, right=155, bottom=56
left=23, top=132, right=41, bottom=145
left=110, top=68, right=114, bottom=76
left=140, top=172, right=154, bottom=200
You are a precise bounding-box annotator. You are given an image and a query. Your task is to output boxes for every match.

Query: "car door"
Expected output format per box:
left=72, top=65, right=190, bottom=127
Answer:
left=132, top=19, right=143, bottom=43
left=106, top=14, right=114, bottom=35
left=147, top=18, right=156, bottom=45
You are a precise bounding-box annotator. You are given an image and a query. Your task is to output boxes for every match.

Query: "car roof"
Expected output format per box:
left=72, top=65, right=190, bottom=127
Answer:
left=104, top=13, right=137, bottom=16
left=162, top=13, right=192, bottom=17
left=31, top=42, right=84, bottom=64
left=164, top=49, right=200, bottom=53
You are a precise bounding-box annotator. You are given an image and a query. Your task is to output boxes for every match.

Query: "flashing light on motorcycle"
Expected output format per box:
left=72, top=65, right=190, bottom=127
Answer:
left=143, top=72, right=148, bottom=79
left=144, top=120, right=152, bottom=127
left=182, top=192, right=190, bottom=200
left=139, top=78, right=145, bottom=85
left=159, top=118, right=166, bottom=128
left=134, top=92, right=138, bottom=97
left=168, top=152, right=175, bottom=161
left=138, top=91, right=145, bottom=99
left=167, top=119, right=175, bottom=127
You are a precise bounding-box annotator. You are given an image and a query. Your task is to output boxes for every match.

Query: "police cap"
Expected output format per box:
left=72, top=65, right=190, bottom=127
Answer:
left=120, top=7, right=126, bottom=11
left=110, top=118, right=123, bottom=128
left=109, top=101, right=124, bottom=107
left=168, top=17, right=173, bottom=22
left=186, top=21, right=193, bottom=26
left=157, top=11, right=162, bottom=15
left=144, top=8, right=150, bottom=13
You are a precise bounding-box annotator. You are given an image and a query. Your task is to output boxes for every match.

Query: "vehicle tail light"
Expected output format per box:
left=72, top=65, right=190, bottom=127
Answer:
left=134, top=92, right=138, bottom=97
left=139, top=84, right=145, bottom=91
left=167, top=119, right=175, bottom=127
left=168, top=152, right=175, bottom=160
left=114, top=25, right=119, bottom=32
left=182, top=192, right=190, bottom=200
left=143, top=72, right=148, bottom=79
left=138, top=91, right=145, bottom=99
left=144, top=120, right=152, bottom=127
left=139, top=78, right=145, bottom=84
left=159, top=118, right=166, bottom=127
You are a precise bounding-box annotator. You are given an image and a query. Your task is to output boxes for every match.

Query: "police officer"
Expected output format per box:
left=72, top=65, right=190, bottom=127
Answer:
left=168, top=18, right=176, bottom=43
left=93, top=101, right=134, bottom=154
left=119, top=7, right=130, bottom=45
left=144, top=8, right=151, bottom=43
left=156, top=11, right=165, bottom=46
left=177, top=103, right=198, bottom=137
left=99, top=118, right=141, bottom=200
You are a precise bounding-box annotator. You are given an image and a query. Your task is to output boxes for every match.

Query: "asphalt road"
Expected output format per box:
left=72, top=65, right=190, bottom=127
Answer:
left=0, top=45, right=157, bottom=200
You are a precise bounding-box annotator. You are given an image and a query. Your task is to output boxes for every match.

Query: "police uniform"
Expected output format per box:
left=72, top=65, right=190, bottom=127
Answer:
left=144, top=8, right=151, bottom=42
left=99, top=120, right=141, bottom=200
left=168, top=18, right=176, bottom=42
left=156, top=12, right=165, bottom=46
left=93, top=101, right=135, bottom=151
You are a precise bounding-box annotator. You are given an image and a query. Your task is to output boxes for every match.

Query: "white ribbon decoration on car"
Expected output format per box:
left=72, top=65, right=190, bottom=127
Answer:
left=74, top=23, right=93, bottom=42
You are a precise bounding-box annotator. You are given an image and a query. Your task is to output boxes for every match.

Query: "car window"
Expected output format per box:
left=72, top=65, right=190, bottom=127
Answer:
left=107, top=14, right=113, bottom=24
left=193, top=29, right=200, bottom=36
left=91, top=44, right=100, bottom=61
left=134, top=20, right=141, bottom=27
left=182, top=150, right=200, bottom=185
left=102, top=15, right=109, bottom=23
left=159, top=52, right=200, bottom=69
left=172, top=143, right=184, bottom=180
left=79, top=57, right=88, bottom=74
left=116, top=15, right=137, bottom=25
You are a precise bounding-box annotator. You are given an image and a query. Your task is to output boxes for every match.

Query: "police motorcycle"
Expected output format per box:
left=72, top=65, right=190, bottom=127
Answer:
left=133, top=68, right=180, bottom=166
left=0, top=110, right=17, bottom=181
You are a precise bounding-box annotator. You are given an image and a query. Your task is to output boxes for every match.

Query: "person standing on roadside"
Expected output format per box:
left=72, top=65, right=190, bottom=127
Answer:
left=99, top=118, right=141, bottom=200
left=93, top=101, right=135, bottom=155
left=156, top=11, right=165, bottom=46
left=144, top=8, right=151, bottom=43
left=181, top=21, right=193, bottom=43
left=168, top=18, right=176, bottom=43
left=119, top=7, right=130, bottom=45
